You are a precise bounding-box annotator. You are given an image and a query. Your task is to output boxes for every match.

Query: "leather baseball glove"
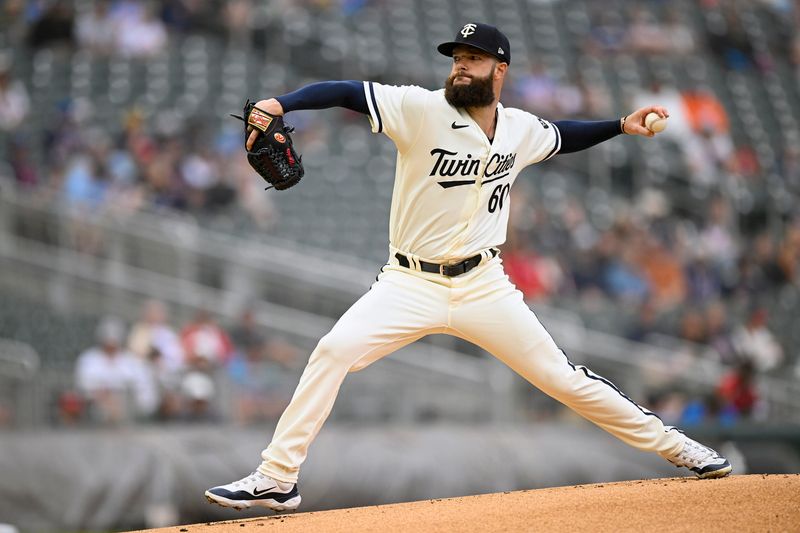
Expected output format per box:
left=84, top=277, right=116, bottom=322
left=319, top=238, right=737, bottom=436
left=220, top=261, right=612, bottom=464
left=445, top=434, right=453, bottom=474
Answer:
left=231, top=100, right=304, bottom=190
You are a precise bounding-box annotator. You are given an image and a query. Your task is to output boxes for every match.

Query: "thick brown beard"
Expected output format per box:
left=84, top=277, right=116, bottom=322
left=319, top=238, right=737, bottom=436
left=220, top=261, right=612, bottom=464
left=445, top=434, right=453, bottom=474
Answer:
left=444, top=65, right=496, bottom=108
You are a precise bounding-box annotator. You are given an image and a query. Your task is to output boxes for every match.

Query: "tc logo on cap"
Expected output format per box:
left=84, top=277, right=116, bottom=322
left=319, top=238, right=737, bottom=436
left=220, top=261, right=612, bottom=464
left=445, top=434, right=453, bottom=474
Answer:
left=460, top=23, right=477, bottom=38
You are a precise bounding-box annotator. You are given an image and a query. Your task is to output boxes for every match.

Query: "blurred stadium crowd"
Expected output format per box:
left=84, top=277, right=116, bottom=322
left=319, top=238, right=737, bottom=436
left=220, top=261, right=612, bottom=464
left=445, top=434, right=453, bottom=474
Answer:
left=1, top=0, right=800, bottom=427
left=60, top=301, right=300, bottom=426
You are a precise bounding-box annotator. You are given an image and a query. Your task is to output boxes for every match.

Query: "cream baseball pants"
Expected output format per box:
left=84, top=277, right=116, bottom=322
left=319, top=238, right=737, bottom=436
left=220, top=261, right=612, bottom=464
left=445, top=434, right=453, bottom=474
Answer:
left=259, top=255, right=683, bottom=483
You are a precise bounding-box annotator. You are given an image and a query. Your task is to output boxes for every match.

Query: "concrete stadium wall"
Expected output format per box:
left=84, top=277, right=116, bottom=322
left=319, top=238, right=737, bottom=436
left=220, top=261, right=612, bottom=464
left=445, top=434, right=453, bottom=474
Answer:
left=2, top=422, right=797, bottom=532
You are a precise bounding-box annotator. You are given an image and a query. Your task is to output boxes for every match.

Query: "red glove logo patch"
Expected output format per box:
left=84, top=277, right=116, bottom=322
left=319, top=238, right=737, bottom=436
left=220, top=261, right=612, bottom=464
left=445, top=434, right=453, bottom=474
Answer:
left=248, top=108, right=274, bottom=132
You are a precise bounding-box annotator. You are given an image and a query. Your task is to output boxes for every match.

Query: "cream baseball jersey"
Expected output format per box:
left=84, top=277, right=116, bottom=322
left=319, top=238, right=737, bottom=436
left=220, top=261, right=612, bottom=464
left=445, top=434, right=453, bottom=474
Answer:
left=363, top=81, right=561, bottom=262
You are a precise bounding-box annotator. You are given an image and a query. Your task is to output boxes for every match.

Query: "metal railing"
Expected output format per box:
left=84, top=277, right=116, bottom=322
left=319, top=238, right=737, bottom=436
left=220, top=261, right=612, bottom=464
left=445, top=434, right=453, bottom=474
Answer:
left=1, top=184, right=799, bottom=425
left=0, top=186, right=513, bottom=426
left=0, top=338, right=39, bottom=380
left=0, top=338, right=40, bottom=427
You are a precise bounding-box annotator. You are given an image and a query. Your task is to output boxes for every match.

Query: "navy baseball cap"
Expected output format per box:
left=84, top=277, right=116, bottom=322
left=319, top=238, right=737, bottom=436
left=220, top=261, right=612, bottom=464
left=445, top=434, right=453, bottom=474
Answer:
left=437, top=23, right=511, bottom=65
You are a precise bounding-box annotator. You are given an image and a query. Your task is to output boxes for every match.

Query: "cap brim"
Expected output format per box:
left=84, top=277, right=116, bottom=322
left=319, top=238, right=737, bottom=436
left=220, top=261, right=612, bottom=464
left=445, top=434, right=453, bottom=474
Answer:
left=437, top=41, right=508, bottom=63
left=437, top=42, right=460, bottom=57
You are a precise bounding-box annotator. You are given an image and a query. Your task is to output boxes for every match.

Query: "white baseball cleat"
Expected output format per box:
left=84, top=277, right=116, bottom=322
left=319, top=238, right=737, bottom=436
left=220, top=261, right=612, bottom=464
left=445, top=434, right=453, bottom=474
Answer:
left=205, top=471, right=301, bottom=512
left=664, top=434, right=732, bottom=479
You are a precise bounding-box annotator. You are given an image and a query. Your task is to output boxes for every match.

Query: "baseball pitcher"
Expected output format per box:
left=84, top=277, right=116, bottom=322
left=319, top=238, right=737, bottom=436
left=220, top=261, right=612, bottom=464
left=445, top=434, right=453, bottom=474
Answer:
left=206, top=23, right=731, bottom=512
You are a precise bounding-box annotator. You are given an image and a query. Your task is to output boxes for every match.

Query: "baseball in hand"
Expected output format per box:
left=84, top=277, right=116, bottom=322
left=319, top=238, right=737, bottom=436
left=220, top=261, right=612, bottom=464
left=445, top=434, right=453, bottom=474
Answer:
left=645, top=112, right=667, bottom=133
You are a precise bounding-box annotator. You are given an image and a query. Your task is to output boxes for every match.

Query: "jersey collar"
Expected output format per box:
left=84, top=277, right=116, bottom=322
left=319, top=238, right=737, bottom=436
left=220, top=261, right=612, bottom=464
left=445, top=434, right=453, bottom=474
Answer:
left=459, top=103, right=503, bottom=147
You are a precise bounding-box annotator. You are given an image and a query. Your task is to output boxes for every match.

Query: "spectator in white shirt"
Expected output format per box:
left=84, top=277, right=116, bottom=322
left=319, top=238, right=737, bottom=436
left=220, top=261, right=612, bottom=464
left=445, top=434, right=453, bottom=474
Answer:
left=113, top=1, right=167, bottom=58
left=75, top=0, right=115, bottom=54
left=732, top=307, right=785, bottom=372
left=76, top=317, right=158, bottom=423
left=0, top=54, right=30, bottom=132
left=127, top=299, right=185, bottom=376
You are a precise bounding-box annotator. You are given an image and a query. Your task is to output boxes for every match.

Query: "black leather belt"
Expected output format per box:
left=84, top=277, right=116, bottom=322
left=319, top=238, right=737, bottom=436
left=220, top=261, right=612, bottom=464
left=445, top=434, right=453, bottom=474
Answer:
left=395, top=249, right=498, bottom=277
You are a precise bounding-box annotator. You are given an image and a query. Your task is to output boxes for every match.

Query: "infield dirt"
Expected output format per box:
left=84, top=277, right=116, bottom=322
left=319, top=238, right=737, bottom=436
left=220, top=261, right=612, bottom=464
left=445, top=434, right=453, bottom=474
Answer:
left=134, top=474, right=799, bottom=533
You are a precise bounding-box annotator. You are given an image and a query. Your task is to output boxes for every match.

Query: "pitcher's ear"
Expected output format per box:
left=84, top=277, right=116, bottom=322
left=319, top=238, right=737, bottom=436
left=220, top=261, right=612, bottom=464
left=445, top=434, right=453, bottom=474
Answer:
left=495, top=62, right=508, bottom=78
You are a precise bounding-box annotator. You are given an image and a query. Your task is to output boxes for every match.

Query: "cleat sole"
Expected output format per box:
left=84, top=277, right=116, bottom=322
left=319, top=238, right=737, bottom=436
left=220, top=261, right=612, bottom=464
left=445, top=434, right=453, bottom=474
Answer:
left=696, top=464, right=733, bottom=479
left=205, top=491, right=301, bottom=513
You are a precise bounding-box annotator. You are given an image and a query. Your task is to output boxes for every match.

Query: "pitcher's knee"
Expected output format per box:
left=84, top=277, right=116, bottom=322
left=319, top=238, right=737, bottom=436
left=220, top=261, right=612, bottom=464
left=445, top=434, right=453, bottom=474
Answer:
left=522, top=352, right=591, bottom=397
left=535, top=367, right=581, bottom=397
left=309, top=332, right=360, bottom=369
left=531, top=345, right=589, bottom=396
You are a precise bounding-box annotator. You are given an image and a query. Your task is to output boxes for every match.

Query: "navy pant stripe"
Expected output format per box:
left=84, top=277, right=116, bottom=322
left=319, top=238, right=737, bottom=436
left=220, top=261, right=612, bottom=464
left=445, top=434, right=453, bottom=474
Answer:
left=560, top=350, right=662, bottom=421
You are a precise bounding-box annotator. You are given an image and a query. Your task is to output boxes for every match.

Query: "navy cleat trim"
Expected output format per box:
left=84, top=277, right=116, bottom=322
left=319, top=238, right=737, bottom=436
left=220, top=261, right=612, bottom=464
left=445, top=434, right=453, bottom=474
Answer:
left=204, top=472, right=302, bottom=512
left=207, top=485, right=299, bottom=503
left=692, top=460, right=733, bottom=479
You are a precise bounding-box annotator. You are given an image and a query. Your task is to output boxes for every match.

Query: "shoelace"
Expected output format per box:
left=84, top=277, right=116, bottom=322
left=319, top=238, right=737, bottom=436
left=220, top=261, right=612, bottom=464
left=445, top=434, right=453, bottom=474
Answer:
left=673, top=439, right=719, bottom=467
left=232, top=472, right=266, bottom=489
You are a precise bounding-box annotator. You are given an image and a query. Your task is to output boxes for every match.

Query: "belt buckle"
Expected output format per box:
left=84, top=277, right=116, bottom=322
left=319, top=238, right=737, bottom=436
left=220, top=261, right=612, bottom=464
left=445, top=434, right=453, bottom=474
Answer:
left=440, top=263, right=461, bottom=277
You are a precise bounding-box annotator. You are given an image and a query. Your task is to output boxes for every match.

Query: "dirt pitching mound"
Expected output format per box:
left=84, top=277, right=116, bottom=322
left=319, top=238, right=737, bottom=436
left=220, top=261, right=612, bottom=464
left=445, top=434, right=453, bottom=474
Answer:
left=137, top=474, right=799, bottom=533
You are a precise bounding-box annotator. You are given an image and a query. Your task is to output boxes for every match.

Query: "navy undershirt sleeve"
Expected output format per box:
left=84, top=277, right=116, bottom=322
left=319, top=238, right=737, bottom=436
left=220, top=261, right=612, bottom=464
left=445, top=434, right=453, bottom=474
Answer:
left=552, top=119, right=623, bottom=154
left=275, top=81, right=369, bottom=114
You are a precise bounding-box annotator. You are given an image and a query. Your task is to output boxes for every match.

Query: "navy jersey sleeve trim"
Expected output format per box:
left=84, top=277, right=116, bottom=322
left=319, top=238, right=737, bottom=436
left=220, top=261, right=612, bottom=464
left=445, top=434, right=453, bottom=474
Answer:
left=364, top=81, right=383, bottom=133
left=552, top=119, right=621, bottom=154
left=542, top=121, right=562, bottom=161
left=275, top=81, right=369, bottom=114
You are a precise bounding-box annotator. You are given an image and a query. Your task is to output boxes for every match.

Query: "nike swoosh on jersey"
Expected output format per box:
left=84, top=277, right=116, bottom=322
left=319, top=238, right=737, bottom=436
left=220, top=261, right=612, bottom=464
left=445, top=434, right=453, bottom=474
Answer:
left=451, top=122, right=469, bottom=129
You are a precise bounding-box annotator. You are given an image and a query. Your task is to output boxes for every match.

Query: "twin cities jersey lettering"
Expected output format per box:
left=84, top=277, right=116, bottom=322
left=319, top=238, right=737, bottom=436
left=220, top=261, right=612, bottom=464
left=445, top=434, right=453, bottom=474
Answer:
left=364, top=81, right=561, bottom=262
left=429, top=149, right=516, bottom=188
